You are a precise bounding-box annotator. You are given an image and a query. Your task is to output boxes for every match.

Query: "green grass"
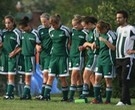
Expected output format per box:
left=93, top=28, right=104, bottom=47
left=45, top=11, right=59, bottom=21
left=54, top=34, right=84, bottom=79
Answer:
left=0, top=96, right=135, bottom=110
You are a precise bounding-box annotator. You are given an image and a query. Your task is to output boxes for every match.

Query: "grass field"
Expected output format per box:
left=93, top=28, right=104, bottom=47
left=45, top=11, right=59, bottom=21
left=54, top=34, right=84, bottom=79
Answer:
left=0, top=95, right=135, bottom=110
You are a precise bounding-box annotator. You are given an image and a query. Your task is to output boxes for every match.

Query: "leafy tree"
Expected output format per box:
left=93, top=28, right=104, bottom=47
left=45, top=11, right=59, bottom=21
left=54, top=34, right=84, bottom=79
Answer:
left=0, top=0, right=18, bottom=27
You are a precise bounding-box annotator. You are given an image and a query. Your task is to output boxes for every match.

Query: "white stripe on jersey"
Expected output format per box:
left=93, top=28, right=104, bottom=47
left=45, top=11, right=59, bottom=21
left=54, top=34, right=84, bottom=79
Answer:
left=31, top=29, right=41, bottom=44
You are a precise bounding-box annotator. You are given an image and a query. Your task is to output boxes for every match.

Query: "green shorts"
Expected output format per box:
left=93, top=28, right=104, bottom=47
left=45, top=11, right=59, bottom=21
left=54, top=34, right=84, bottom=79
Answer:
left=49, top=56, right=69, bottom=77
left=95, top=63, right=114, bottom=78
left=69, top=57, right=84, bottom=71
left=40, top=55, right=51, bottom=73
left=0, top=53, right=17, bottom=75
left=17, top=54, right=25, bottom=74
left=85, top=54, right=98, bottom=72
left=24, top=56, right=36, bottom=75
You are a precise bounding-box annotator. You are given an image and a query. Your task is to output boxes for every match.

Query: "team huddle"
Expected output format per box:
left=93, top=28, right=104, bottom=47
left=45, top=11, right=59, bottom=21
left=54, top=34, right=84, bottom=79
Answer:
left=0, top=10, right=135, bottom=106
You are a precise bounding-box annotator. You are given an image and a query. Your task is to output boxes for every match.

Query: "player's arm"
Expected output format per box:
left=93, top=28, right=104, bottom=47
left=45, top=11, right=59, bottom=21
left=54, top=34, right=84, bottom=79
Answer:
left=99, top=36, right=115, bottom=51
left=9, top=46, right=21, bottom=58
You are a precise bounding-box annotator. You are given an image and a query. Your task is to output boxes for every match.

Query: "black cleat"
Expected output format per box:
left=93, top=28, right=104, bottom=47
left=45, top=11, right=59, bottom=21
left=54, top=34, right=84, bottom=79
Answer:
left=61, top=98, right=68, bottom=102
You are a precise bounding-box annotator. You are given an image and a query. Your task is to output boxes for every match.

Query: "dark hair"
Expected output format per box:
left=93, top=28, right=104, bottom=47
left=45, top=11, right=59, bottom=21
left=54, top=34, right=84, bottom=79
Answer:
left=4, top=15, right=16, bottom=28
left=96, top=20, right=110, bottom=31
left=116, top=10, right=128, bottom=19
left=19, top=16, right=30, bottom=27
left=49, top=15, right=61, bottom=25
left=82, top=16, right=97, bottom=24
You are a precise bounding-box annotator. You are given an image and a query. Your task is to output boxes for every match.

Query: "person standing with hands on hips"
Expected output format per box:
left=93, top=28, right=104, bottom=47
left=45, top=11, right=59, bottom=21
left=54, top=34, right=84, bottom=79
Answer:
left=116, top=10, right=135, bottom=106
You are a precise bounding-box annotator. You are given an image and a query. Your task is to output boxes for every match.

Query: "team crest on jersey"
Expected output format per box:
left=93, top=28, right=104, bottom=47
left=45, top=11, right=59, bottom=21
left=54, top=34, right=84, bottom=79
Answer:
left=123, top=31, right=128, bottom=37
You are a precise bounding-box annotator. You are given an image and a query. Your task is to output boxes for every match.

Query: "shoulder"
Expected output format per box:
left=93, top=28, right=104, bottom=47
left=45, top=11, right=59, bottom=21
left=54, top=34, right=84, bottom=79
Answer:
left=37, top=25, right=44, bottom=31
left=107, top=30, right=117, bottom=40
left=31, top=29, right=39, bottom=37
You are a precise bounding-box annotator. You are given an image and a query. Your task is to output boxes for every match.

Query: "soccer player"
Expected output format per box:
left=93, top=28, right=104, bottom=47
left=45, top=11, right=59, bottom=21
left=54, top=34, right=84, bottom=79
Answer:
left=68, top=15, right=87, bottom=101
left=43, top=15, right=70, bottom=101
left=79, top=16, right=99, bottom=99
left=1, top=15, right=21, bottom=99
left=115, top=10, right=135, bottom=106
left=91, top=20, right=116, bottom=104
left=18, top=16, right=41, bottom=100
left=35, top=13, right=52, bottom=100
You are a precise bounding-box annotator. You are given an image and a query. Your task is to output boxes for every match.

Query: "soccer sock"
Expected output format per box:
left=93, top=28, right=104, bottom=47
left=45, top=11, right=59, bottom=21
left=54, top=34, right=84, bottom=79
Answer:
left=44, top=84, right=52, bottom=98
left=69, top=85, right=76, bottom=100
left=62, top=86, right=69, bottom=100
left=106, top=87, right=112, bottom=102
left=23, top=85, right=30, bottom=97
left=41, top=83, right=46, bottom=96
left=77, top=85, right=83, bottom=97
left=82, top=83, right=89, bottom=97
left=94, top=84, right=101, bottom=101
left=7, top=83, right=14, bottom=96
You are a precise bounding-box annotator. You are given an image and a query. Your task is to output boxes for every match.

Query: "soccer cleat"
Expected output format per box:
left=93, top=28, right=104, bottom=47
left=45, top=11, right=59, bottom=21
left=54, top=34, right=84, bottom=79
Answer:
left=104, top=101, right=111, bottom=104
left=67, top=98, right=74, bottom=102
left=43, top=96, right=51, bottom=101
left=3, top=95, right=14, bottom=100
left=61, top=98, right=68, bottom=102
left=90, top=98, right=102, bottom=104
left=116, top=101, right=125, bottom=106
left=35, top=95, right=44, bottom=100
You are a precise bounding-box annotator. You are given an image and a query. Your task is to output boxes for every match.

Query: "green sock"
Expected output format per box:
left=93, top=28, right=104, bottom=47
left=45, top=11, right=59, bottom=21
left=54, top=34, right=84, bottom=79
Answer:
left=7, top=84, right=14, bottom=96
left=69, top=85, right=76, bottom=100
left=106, top=87, right=112, bottom=102
left=41, top=84, right=46, bottom=96
left=77, top=85, right=83, bottom=97
left=82, top=83, right=89, bottom=97
left=94, top=84, right=101, bottom=101
left=23, top=85, right=30, bottom=97
left=62, top=86, right=68, bottom=100
left=44, top=85, right=51, bottom=98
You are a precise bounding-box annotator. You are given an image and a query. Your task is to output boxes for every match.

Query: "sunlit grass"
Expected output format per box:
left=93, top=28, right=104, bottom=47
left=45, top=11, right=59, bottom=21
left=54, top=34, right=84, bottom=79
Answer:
left=0, top=96, right=135, bottom=110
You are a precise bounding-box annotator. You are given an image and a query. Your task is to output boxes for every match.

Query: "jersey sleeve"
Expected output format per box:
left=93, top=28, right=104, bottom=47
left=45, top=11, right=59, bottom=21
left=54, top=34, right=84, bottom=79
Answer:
left=32, top=29, right=41, bottom=44
left=13, top=28, right=21, bottom=47
left=107, top=30, right=117, bottom=45
left=130, top=26, right=135, bottom=40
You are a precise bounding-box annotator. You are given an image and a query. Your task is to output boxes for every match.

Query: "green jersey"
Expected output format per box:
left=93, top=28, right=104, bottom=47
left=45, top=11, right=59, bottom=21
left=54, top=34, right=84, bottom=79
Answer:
left=2, top=28, right=20, bottom=54
left=38, top=25, right=52, bottom=57
left=87, top=29, right=99, bottom=56
left=21, top=29, right=40, bottom=56
left=49, top=25, right=70, bottom=56
left=70, top=28, right=87, bottom=57
left=98, top=30, right=116, bottom=65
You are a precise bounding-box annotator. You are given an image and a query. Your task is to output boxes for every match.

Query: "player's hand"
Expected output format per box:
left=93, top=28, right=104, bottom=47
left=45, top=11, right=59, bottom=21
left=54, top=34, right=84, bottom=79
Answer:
left=99, top=37, right=107, bottom=42
left=79, top=46, right=85, bottom=51
left=9, top=51, right=15, bottom=58
left=126, top=49, right=135, bottom=55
